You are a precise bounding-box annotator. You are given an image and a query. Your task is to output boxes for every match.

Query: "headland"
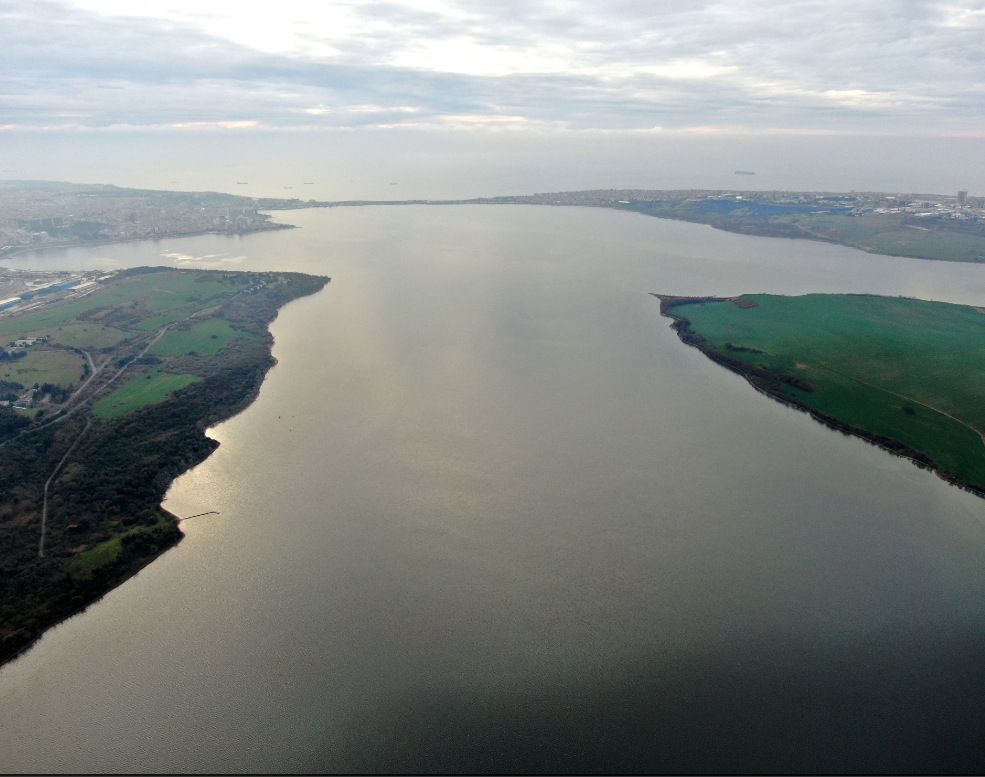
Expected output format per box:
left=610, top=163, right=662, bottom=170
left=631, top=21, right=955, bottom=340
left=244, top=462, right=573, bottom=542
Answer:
left=657, top=293, right=985, bottom=498
left=0, top=266, right=329, bottom=666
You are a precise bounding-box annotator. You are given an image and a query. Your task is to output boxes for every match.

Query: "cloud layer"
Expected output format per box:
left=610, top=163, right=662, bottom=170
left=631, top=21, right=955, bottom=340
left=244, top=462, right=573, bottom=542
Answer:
left=3, top=0, right=984, bottom=132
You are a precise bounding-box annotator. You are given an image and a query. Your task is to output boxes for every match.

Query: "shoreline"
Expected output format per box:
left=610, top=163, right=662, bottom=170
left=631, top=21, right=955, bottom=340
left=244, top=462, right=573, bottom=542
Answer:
left=0, top=269, right=329, bottom=669
left=2, top=506, right=187, bottom=669
left=655, top=293, right=985, bottom=501
left=0, top=222, right=295, bottom=263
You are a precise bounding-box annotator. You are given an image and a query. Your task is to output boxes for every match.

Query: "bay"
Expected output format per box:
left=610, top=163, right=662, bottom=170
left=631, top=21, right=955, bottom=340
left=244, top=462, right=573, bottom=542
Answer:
left=3, top=205, right=985, bottom=772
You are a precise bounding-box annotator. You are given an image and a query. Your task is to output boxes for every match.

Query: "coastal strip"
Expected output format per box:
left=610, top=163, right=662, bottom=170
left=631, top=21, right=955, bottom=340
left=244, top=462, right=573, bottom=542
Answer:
left=0, top=268, right=330, bottom=667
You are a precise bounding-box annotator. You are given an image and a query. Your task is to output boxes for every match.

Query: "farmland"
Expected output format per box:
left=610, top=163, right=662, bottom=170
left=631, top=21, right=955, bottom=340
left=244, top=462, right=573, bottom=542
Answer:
left=661, top=293, right=985, bottom=491
left=0, top=349, right=85, bottom=389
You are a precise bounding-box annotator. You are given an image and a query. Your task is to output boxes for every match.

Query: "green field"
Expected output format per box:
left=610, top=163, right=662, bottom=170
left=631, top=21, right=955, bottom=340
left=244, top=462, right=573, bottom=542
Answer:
left=70, top=510, right=175, bottom=572
left=32, top=323, right=130, bottom=349
left=93, top=366, right=201, bottom=419
left=784, top=214, right=985, bottom=262
left=0, top=277, right=146, bottom=337
left=133, top=311, right=194, bottom=331
left=0, top=274, right=169, bottom=338
left=0, top=349, right=85, bottom=388
left=134, top=301, right=226, bottom=332
left=145, top=275, right=230, bottom=312
left=0, top=271, right=237, bottom=339
left=150, top=317, right=255, bottom=356
left=73, top=536, right=121, bottom=571
left=0, top=300, right=109, bottom=339
left=675, top=294, right=985, bottom=487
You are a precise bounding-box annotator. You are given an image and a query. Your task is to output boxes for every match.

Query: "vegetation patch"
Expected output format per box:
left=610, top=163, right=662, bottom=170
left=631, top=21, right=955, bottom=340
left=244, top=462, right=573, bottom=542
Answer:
left=0, top=273, right=169, bottom=338
left=70, top=509, right=177, bottom=574
left=73, top=536, right=122, bottom=571
left=0, top=349, right=85, bottom=389
left=0, top=303, right=100, bottom=338
left=617, top=200, right=985, bottom=264
left=133, top=311, right=192, bottom=331
left=145, top=275, right=229, bottom=312
left=32, top=324, right=130, bottom=350
left=150, top=317, right=255, bottom=356
left=659, top=293, right=985, bottom=492
left=790, top=214, right=985, bottom=262
left=93, top=366, right=201, bottom=419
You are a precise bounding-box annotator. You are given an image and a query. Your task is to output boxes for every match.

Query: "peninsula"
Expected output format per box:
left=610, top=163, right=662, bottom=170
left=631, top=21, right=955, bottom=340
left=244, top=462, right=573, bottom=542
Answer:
left=0, top=266, right=329, bottom=666
left=657, top=293, right=985, bottom=497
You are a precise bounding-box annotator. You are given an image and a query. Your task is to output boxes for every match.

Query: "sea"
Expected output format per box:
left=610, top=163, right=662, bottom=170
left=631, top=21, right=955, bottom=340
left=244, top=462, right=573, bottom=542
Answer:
left=3, top=202, right=985, bottom=772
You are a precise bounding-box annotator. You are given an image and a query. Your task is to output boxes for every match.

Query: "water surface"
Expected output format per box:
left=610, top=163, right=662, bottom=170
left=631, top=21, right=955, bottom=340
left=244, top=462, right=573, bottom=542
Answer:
left=3, top=206, right=985, bottom=772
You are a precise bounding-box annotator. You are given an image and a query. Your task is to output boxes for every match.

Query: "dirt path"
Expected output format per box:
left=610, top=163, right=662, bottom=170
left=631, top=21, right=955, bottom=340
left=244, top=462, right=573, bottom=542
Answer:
left=816, top=362, right=985, bottom=450
left=38, top=419, right=91, bottom=557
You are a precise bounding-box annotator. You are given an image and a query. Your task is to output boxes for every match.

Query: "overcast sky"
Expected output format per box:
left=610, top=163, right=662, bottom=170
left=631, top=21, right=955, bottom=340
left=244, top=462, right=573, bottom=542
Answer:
left=1, top=0, right=983, bottom=134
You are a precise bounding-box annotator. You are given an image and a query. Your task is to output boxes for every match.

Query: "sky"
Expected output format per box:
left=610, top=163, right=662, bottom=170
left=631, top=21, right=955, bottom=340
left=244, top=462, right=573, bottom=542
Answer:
left=1, top=1, right=984, bottom=197
left=3, top=0, right=984, bottom=134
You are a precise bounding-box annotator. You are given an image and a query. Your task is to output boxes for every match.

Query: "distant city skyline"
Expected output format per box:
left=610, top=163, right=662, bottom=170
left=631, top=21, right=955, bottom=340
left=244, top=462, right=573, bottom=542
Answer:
left=2, top=1, right=984, bottom=134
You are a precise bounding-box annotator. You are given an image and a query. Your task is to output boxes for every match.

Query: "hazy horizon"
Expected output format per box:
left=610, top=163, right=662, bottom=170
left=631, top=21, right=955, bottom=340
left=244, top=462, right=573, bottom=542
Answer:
left=2, top=130, right=983, bottom=203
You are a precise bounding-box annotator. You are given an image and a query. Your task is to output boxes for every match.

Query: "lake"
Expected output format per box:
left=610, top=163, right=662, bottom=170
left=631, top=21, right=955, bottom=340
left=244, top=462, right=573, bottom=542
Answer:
left=3, top=205, right=985, bottom=772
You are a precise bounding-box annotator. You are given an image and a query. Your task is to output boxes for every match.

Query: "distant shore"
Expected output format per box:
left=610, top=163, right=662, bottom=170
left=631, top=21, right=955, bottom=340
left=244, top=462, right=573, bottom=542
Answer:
left=1, top=222, right=294, bottom=262
left=5, top=180, right=983, bottom=265
left=265, top=191, right=985, bottom=264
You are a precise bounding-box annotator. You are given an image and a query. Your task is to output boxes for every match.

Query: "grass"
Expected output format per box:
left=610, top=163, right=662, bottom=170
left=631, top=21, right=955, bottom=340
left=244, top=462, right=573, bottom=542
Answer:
left=133, top=311, right=195, bottom=331
left=133, top=299, right=230, bottom=332
left=150, top=318, right=255, bottom=356
left=865, top=230, right=985, bottom=263
left=678, top=294, right=985, bottom=486
left=0, top=274, right=161, bottom=338
left=27, top=323, right=130, bottom=350
left=0, top=349, right=86, bottom=388
left=0, top=272, right=236, bottom=339
left=93, top=366, right=201, bottom=419
left=71, top=509, right=177, bottom=572
left=145, top=275, right=231, bottom=312
left=74, top=536, right=121, bottom=571
left=0, top=301, right=105, bottom=339
left=785, top=214, right=985, bottom=262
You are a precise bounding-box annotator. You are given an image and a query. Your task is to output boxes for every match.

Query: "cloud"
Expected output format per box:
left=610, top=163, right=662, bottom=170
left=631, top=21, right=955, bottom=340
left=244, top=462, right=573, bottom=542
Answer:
left=1, top=1, right=983, bottom=133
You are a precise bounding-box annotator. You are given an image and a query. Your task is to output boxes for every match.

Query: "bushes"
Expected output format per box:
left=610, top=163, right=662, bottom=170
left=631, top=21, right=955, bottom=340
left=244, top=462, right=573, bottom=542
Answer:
left=0, top=407, right=30, bottom=439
